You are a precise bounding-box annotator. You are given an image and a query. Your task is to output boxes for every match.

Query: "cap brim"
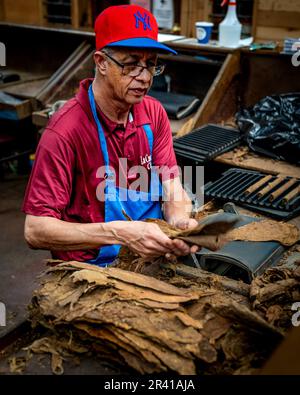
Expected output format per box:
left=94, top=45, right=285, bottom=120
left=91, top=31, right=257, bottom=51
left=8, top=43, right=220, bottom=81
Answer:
left=107, top=38, right=177, bottom=55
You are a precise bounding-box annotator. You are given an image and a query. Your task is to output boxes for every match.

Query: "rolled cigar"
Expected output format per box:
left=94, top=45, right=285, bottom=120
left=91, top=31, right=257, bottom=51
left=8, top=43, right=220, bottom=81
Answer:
left=245, top=174, right=273, bottom=195
left=269, top=178, right=298, bottom=201
left=257, top=176, right=285, bottom=198
left=282, top=186, right=300, bottom=205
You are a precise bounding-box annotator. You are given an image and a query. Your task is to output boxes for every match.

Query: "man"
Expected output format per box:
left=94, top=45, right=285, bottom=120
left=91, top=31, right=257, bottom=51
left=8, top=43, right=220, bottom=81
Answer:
left=23, top=4, right=198, bottom=266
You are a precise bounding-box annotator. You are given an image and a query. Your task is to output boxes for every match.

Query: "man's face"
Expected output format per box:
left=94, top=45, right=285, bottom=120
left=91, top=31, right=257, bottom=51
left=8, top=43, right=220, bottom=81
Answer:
left=99, top=49, right=158, bottom=106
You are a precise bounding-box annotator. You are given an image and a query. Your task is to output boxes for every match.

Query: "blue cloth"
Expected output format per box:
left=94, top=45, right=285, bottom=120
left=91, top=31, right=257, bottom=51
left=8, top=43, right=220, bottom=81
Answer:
left=87, top=84, right=163, bottom=267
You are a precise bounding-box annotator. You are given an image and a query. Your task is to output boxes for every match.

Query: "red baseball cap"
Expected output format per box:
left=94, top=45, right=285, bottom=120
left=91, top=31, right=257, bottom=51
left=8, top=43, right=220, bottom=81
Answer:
left=94, top=5, right=177, bottom=55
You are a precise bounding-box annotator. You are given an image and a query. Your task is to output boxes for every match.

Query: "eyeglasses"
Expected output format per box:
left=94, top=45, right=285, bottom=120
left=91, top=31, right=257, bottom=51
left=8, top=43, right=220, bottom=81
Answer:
left=101, top=51, right=165, bottom=77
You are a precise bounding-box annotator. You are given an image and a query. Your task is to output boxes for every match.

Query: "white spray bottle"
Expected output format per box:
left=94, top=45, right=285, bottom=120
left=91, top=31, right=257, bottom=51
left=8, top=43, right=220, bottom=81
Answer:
left=218, top=0, right=242, bottom=48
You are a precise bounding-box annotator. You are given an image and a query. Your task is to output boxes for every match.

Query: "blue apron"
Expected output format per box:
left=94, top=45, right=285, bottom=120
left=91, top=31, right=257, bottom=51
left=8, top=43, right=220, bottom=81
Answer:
left=88, top=84, right=163, bottom=267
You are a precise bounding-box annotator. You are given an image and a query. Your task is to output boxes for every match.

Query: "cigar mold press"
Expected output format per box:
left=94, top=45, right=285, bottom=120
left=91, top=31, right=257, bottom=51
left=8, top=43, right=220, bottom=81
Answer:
left=173, top=124, right=242, bottom=164
left=183, top=212, right=285, bottom=284
left=204, top=168, right=300, bottom=220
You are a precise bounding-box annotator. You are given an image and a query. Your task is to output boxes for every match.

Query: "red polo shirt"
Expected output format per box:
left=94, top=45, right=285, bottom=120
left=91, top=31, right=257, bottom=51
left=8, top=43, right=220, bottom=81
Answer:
left=22, top=78, right=179, bottom=262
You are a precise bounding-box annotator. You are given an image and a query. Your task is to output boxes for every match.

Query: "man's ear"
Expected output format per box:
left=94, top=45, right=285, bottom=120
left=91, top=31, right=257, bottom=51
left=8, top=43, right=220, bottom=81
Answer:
left=94, top=51, right=107, bottom=75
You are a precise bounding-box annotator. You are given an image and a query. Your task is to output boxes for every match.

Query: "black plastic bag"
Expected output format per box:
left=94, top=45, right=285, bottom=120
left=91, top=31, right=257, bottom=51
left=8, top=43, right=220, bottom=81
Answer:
left=236, top=93, right=300, bottom=164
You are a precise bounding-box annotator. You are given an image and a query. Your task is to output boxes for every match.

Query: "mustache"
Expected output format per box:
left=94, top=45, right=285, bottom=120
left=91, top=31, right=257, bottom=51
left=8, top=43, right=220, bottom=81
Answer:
left=130, top=85, right=150, bottom=89
left=129, top=86, right=149, bottom=90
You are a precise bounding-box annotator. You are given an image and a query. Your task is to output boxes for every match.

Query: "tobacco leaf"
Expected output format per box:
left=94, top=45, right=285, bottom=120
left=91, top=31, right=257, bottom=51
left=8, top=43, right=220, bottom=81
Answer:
left=211, top=301, right=283, bottom=339
left=145, top=214, right=239, bottom=250
left=28, top=260, right=300, bottom=375
left=227, top=220, right=299, bottom=246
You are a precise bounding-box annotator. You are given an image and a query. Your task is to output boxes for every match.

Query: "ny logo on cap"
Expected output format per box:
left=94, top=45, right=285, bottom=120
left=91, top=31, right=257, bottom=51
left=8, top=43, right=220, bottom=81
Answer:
left=134, top=11, right=152, bottom=31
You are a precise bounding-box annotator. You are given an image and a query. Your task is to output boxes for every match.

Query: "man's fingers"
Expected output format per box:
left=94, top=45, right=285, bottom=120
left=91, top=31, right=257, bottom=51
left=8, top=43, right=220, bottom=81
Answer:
left=134, top=239, right=173, bottom=258
left=174, top=218, right=198, bottom=230
left=188, top=219, right=199, bottom=228
left=147, top=240, right=173, bottom=254
left=148, top=225, right=175, bottom=250
left=190, top=245, right=199, bottom=254
left=171, top=239, right=190, bottom=255
left=175, top=219, right=189, bottom=230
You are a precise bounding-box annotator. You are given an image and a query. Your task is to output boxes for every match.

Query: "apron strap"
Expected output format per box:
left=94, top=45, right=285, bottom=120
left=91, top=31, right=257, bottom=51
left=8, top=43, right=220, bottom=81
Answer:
left=142, top=124, right=154, bottom=158
left=142, top=124, right=162, bottom=197
left=88, top=84, right=112, bottom=177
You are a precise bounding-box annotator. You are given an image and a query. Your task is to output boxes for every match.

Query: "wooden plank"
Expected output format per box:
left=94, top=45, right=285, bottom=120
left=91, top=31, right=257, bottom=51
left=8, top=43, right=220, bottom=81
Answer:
left=256, top=26, right=300, bottom=41
left=179, top=0, right=190, bottom=37
left=32, top=108, right=51, bottom=127
left=180, top=0, right=207, bottom=38
left=190, top=0, right=206, bottom=38
left=2, top=77, right=49, bottom=99
left=39, top=0, right=48, bottom=26
left=257, top=10, right=300, bottom=29
left=203, top=0, right=213, bottom=23
left=3, top=0, right=42, bottom=25
left=43, top=48, right=94, bottom=104
left=241, top=54, right=300, bottom=108
left=176, top=52, right=240, bottom=137
left=169, top=113, right=194, bottom=136
left=72, top=0, right=80, bottom=29
left=253, top=1, right=300, bottom=41
left=86, top=0, right=93, bottom=29
left=36, top=41, right=92, bottom=104
left=0, top=0, right=5, bottom=20
left=251, top=0, right=259, bottom=40
left=258, top=0, right=300, bottom=13
left=0, top=97, right=32, bottom=119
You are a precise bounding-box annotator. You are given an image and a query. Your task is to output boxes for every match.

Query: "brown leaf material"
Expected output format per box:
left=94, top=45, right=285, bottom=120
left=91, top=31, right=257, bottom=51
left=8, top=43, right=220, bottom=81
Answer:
left=8, top=357, right=27, bottom=374
left=23, top=336, right=88, bottom=375
left=266, top=305, right=283, bottom=326
left=142, top=214, right=238, bottom=251
left=177, top=234, right=229, bottom=251
left=227, top=220, right=299, bottom=246
left=212, top=301, right=283, bottom=339
left=202, top=315, right=231, bottom=346
left=28, top=259, right=300, bottom=375
left=250, top=266, right=300, bottom=330
left=51, top=354, right=64, bottom=376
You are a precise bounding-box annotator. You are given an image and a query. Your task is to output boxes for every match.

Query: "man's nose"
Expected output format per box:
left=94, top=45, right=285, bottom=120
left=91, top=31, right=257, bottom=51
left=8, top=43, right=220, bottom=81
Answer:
left=136, top=67, right=152, bottom=82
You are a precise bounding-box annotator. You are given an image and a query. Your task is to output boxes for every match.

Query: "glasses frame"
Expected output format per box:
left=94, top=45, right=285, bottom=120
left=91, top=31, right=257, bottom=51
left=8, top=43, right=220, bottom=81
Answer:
left=101, top=51, right=165, bottom=77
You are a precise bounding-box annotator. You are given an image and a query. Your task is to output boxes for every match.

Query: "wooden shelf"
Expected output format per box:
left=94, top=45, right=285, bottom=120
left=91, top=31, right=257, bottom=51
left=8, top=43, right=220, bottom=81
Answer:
left=1, top=0, right=92, bottom=30
left=252, top=0, right=300, bottom=42
left=2, top=0, right=299, bottom=43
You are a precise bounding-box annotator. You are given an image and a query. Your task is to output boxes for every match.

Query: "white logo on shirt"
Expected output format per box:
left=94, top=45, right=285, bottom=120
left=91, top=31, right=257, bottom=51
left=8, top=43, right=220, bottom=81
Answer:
left=140, top=153, right=152, bottom=170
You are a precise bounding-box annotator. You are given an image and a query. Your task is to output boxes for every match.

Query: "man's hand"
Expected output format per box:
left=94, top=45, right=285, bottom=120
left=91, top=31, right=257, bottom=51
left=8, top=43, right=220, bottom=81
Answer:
left=167, top=217, right=199, bottom=258
left=112, top=221, right=197, bottom=260
left=115, top=221, right=174, bottom=258
left=162, top=177, right=199, bottom=257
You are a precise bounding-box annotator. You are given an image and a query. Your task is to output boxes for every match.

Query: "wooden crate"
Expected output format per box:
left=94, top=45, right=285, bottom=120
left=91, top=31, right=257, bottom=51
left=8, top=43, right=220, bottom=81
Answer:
left=252, top=0, right=300, bottom=42
left=0, top=0, right=5, bottom=20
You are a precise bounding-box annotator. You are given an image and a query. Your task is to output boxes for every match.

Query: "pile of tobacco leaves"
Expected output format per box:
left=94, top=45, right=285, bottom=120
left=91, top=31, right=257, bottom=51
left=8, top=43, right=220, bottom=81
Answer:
left=25, top=216, right=300, bottom=374
left=27, top=257, right=299, bottom=375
